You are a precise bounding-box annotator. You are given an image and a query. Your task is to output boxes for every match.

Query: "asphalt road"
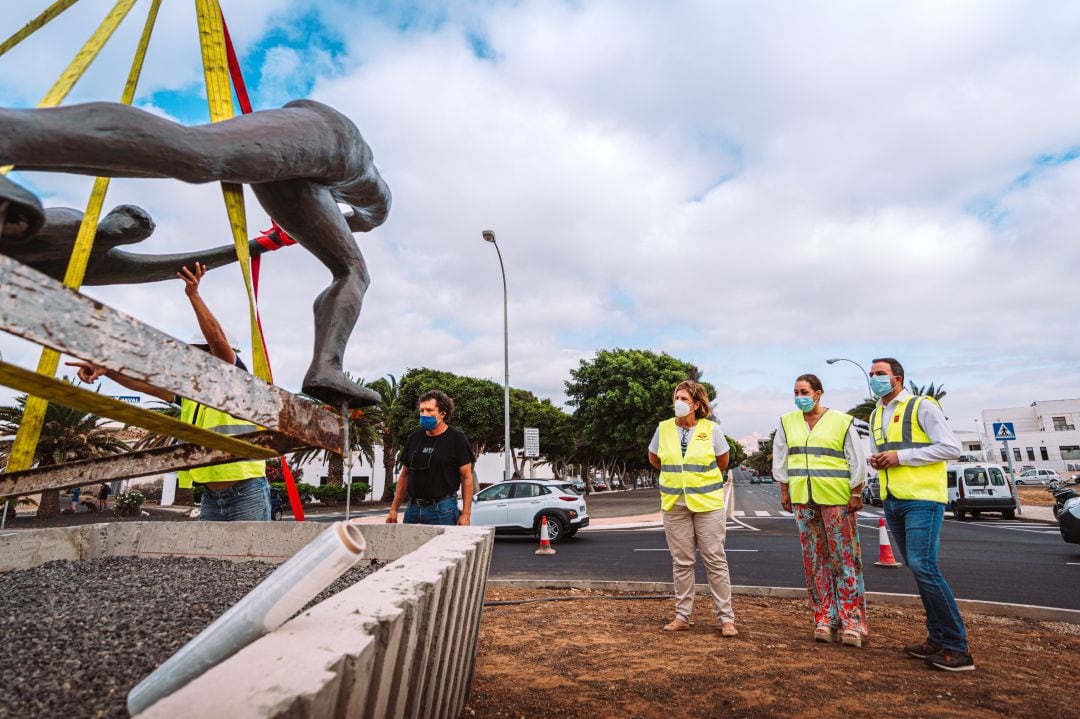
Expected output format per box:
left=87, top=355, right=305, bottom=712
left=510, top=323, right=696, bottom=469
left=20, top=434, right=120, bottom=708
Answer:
left=488, top=484, right=1080, bottom=610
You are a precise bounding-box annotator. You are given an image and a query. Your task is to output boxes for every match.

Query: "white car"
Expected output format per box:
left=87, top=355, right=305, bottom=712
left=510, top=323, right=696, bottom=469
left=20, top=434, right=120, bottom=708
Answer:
left=1015, top=468, right=1061, bottom=485
left=463, top=480, right=589, bottom=543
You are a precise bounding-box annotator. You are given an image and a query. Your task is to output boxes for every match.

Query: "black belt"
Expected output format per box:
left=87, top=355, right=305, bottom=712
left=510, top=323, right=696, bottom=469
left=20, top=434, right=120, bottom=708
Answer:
left=411, top=495, right=451, bottom=507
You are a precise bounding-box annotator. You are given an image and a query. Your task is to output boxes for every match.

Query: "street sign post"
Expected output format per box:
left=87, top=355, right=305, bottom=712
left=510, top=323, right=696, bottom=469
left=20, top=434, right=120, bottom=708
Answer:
left=524, top=427, right=540, bottom=458
left=993, top=422, right=1021, bottom=516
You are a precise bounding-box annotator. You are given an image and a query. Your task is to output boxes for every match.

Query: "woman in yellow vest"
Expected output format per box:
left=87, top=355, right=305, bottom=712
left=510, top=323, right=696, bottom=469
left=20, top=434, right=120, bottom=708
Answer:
left=647, top=380, right=736, bottom=636
left=774, top=374, right=867, bottom=646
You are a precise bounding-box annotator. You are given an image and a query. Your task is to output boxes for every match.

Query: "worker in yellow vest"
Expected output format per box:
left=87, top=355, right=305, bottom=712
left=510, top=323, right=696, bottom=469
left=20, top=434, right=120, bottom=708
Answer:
left=868, top=357, right=970, bottom=671
left=69, top=262, right=269, bottom=521
left=648, top=380, right=736, bottom=636
left=774, top=374, right=867, bottom=647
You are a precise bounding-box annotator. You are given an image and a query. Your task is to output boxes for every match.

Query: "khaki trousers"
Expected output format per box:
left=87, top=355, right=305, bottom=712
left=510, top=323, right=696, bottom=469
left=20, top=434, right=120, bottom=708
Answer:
left=662, top=503, right=735, bottom=623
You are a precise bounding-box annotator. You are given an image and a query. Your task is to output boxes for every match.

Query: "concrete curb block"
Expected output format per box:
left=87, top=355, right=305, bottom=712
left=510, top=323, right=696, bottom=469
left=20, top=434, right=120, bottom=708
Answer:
left=486, top=579, right=1080, bottom=624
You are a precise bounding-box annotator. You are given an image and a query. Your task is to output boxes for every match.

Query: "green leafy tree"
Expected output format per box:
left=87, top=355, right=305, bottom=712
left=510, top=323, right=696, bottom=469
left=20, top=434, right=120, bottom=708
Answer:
left=512, top=396, right=577, bottom=478
left=565, top=348, right=711, bottom=489
left=746, top=430, right=775, bottom=476
left=0, top=382, right=129, bottom=519
left=725, top=435, right=747, bottom=466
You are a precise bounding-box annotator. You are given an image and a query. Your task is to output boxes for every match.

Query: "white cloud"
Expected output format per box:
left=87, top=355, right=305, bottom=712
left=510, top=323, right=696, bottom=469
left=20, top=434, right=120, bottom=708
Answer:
left=3, top=0, right=1079, bottom=441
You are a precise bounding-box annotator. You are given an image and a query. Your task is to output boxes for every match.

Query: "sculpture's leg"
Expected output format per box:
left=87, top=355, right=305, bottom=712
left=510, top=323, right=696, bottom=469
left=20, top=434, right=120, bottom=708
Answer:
left=0, top=174, right=44, bottom=241
left=251, top=179, right=381, bottom=408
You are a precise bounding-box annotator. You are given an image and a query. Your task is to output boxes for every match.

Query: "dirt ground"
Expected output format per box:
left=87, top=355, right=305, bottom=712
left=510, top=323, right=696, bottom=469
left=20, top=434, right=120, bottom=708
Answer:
left=465, top=589, right=1080, bottom=719
left=1017, top=486, right=1056, bottom=507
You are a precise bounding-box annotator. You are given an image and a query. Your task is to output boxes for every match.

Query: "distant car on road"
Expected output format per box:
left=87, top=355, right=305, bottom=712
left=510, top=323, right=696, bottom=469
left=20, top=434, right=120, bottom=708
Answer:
left=1015, top=468, right=1060, bottom=486
left=758, top=474, right=774, bottom=484
left=463, top=480, right=588, bottom=542
left=948, top=462, right=1016, bottom=520
left=862, top=476, right=882, bottom=506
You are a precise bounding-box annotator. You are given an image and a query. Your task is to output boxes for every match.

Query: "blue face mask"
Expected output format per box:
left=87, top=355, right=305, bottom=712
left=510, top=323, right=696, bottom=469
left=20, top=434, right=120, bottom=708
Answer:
left=419, top=415, right=438, bottom=431
left=869, top=375, right=894, bottom=398
left=794, top=396, right=816, bottom=413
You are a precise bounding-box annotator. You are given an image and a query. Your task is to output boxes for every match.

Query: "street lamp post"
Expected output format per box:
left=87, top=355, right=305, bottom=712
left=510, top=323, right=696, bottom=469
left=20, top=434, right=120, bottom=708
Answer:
left=483, top=230, right=513, bottom=482
left=825, top=357, right=874, bottom=398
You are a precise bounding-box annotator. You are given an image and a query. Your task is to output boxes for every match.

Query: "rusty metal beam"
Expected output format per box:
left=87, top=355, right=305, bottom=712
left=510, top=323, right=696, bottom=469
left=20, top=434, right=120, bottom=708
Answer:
left=0, top=432, right=308, bottom=498
left=0, top=360, right=279, bottom=460
left=0, top=255, right=343, bottom=452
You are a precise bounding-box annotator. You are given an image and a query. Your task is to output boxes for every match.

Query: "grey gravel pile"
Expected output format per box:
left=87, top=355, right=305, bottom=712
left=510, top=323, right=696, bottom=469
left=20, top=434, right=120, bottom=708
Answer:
left=0, top=556, right=380, bottom=718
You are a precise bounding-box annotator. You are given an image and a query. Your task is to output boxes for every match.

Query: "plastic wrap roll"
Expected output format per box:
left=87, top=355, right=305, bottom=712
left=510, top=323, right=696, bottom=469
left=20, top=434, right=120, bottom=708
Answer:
left=128, top=520, right=366, bottom=715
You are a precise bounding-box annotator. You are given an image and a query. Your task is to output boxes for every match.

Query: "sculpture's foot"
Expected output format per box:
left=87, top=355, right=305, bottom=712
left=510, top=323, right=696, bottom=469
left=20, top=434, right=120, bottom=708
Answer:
left=302, top=368, right=383, bottom=408
left=0, top=175, right=45, bottom=242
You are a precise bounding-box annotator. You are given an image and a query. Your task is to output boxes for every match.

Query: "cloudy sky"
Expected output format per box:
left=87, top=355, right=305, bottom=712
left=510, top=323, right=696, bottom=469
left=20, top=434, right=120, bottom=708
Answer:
left=2, top=0, right=1079, bottom=448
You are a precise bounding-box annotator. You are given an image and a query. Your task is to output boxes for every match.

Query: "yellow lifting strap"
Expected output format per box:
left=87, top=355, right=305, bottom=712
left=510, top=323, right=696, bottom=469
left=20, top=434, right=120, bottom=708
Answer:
left=0, top=0, right=82, bottom=58
left=0, top=362, right=277, bottom=461
left=194, top=0, right=272, bottom=384
left=5, top=0, right=161, bottom=473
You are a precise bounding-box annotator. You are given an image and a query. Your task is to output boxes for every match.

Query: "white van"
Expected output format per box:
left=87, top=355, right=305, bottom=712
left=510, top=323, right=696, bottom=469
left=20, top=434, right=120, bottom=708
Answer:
left=946, top=462, right=1016, bottom=520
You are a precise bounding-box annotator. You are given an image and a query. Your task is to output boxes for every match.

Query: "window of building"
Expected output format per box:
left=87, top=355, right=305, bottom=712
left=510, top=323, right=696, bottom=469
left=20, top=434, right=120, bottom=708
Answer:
left=1040, top=446, right=1049, bottom=461
left=969, top=442, right=981, bottom=451
left=1060, top=446, right=1080, bottom=461
left=1054, top=416, right=1075, bottom=431
left=999, top=448, right=1007, bottom=463
left=1013, top=447, right=1022, bottom=462
left=1026, top=447, right=1035, bottom=461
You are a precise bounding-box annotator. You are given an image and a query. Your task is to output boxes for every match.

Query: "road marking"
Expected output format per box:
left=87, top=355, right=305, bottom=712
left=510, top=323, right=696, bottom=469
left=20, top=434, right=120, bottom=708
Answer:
left=1068, top=562, right=1080, bottom=566
left=779, top=510, right=794, bottom=516
left=753, top=510, right=771, bottom=517
left=947, top=520, right=1062, bottom=536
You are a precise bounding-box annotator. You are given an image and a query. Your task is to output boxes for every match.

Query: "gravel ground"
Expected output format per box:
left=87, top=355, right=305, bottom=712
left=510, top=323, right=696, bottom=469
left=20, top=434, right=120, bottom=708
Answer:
left=0, top=557, right=380, bottom=718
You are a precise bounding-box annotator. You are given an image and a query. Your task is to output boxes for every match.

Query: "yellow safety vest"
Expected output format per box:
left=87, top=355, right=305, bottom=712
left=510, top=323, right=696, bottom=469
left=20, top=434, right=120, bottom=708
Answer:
left=870, top=396, right=947, bottom=504
left=657, top=418, right=725, bottom=512
left=176, top=399, right=265, bottom=488
left=780, top=409, right=853, bottom=506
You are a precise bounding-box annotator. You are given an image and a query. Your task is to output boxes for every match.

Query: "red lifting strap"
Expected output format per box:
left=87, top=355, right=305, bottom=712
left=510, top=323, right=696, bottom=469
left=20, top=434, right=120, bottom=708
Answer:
left=221, top=10, right=306, bottom=522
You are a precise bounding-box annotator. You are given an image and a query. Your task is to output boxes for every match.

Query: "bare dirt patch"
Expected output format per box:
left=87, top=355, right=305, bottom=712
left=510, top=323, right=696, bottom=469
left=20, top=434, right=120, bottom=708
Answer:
left=465, top=588, right=1079, bottom=719
left=1017, top=486, right=1057, bottom=507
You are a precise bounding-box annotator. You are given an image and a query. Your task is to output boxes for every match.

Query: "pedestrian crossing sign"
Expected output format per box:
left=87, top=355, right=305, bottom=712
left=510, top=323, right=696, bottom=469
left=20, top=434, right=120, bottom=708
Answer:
left=993, top=422, right=1016, bottom=442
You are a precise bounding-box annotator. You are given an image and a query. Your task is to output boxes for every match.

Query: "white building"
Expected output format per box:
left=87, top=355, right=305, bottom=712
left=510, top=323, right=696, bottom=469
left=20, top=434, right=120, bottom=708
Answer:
left=981, top=399, right=1080, bottom=475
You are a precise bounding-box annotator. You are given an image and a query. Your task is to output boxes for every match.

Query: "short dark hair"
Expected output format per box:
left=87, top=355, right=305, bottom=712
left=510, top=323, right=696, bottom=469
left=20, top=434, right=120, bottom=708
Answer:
left=794, top=373, right=823, bottom=392
left=871, top=357, right=904, bottom=381
left=418, top=389, right=454, bottom=420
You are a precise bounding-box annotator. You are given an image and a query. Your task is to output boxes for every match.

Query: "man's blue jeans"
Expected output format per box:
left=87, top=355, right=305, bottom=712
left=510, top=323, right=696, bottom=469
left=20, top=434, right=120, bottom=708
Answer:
left=403, top=496, right=460, bottom=526
left=199, top=477, right=270, bottom=521
left=883, top=498, right=968, bottom=652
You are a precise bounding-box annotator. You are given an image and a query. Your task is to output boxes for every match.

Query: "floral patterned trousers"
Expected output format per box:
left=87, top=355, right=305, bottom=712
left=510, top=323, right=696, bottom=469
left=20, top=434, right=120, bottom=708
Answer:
left=794, top=503, right=867, bottom=635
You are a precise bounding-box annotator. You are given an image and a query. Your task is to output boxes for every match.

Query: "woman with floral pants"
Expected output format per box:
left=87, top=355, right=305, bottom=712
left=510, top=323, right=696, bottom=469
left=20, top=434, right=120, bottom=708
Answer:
left=774, top=374, right=868, bottom=646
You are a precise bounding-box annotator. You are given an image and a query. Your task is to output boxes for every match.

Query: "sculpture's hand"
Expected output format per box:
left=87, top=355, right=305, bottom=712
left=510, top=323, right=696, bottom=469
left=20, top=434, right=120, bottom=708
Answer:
left=178, top=261, right=206, bottom=297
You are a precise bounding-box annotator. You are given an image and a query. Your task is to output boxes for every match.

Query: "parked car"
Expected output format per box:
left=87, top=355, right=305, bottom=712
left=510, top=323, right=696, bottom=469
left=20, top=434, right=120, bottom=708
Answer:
left=1015, top=468, right=1061, bottom=486
left=570, top=479, right=587, bottom=493
left=947, top=462, right=1016, bottom=520
left=463, top=480, right=588, bottom=542
left=609, top=478, right=623, bottom=490
left=758, top=474, right=774, bottom=484
left=269, top=487, right=284, bottom=521
left=592, top=478, right=608, bottom=491
left=861, top=476, right=882, bottom=506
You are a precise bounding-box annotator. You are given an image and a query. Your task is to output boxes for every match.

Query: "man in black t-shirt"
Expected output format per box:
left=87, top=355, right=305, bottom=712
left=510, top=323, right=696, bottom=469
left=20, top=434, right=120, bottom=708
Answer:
left=386, top=389, right=475, bottom=526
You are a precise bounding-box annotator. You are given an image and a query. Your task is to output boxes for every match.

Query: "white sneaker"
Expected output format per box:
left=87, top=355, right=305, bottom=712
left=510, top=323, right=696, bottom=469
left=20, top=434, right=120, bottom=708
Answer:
left=188, top=508, right=201, bottom=519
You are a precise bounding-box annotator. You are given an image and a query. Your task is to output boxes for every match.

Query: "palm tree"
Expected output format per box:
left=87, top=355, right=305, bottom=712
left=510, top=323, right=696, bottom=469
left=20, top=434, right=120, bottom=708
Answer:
left=908, top=381, right=946, bottom=401
left=0, top=384, right=130, bottom=519
left=291, top=374, right=383, bottom=487
left=366, top=374, right=401, bottom=502
left=130, top=401, right=182, bottom=450
left=847, top=398, right=876, bottom=422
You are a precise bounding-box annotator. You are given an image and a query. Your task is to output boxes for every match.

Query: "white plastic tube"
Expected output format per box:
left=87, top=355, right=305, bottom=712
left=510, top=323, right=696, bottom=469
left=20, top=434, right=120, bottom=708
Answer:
left=128, top=520, right=367, bottom=715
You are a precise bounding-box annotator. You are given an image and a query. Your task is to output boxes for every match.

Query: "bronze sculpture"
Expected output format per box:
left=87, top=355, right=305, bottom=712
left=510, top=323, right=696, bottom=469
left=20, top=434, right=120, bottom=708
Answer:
left=0, top=99, right=391, bottom=407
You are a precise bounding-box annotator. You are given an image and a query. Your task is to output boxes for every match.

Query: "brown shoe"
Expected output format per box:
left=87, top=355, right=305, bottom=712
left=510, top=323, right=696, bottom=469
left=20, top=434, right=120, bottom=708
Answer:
left=663, top=618, right=690, bottom=632
left=904, top=639, right=942, bottom=659
left=720, top=622, right=738, bottom=637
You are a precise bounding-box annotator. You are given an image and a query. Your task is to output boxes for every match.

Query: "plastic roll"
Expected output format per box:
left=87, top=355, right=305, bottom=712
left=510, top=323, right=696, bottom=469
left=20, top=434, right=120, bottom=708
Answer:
left=128, top=520, right=366, bottom=715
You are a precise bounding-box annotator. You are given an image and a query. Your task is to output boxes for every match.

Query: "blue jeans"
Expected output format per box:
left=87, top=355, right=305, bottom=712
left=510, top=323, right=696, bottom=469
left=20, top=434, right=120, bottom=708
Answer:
left=883, top=498, right=968, bottom=652
left=403, top=496, right=460, bottom=526
left=199, top=477, right=270, bottom=521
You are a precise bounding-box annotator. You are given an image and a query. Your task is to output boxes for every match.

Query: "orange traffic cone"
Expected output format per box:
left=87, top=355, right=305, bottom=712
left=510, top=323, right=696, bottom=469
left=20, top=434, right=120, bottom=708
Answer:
left=535, top=516, right=556, bottom=555
left=874, top=517, right=902, bottom=567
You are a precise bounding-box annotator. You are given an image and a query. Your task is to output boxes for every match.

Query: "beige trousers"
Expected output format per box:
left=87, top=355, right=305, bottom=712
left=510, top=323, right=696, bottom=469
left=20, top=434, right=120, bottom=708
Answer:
left=662, top=503, right=735, bottom=623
